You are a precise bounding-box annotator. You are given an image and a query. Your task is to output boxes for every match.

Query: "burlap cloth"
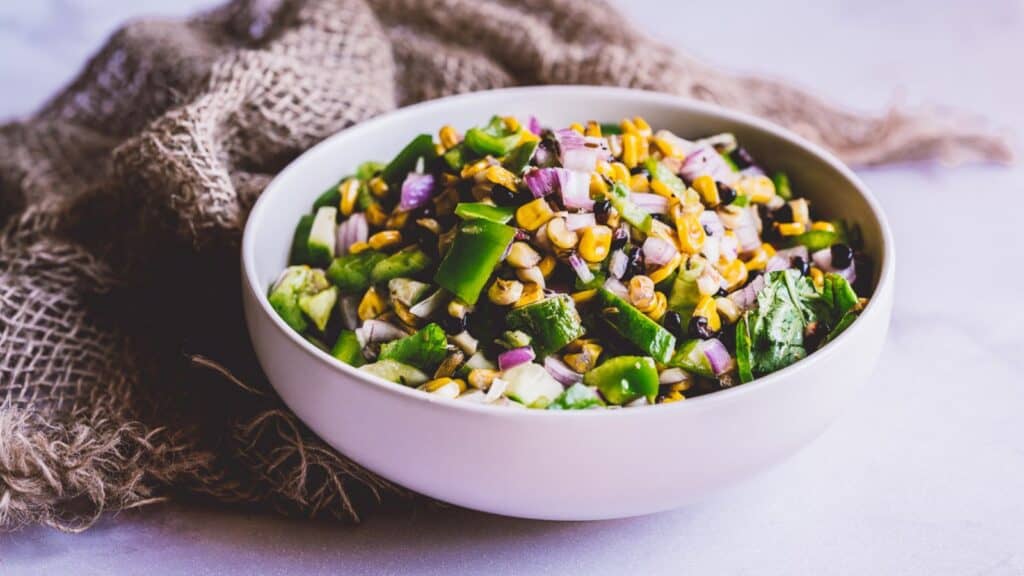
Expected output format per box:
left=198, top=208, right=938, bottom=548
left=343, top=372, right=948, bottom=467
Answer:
left=0, top=0, right=1011, bottom=533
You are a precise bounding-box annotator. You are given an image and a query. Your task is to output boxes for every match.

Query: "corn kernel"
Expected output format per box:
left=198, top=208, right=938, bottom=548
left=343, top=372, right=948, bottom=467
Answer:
left=676, top=212, right=706, bottom=254
left=538, top=254, right=556, bottom=278
left=629, top=275, right=656, bottom=309
left=622, top=133, right=641, bottom=168
left=585, top=121, right=602, bottom=138
left=632, top=117, right=653, bottom=137
left=488, top=278, right=524, bottom=306
left=369, top=176, right=389, bottom=198
left=485, top=165, right=517, bottom=190
left=571, top=289, right=598, bottom=305
left=517, top=130, right=540, bottom=144
left=503, top=116, right=521, bottom=132
left=811, top=221, right=835, bottom=232
left=339, top=179, right=360, bottom=216
left=720, top=258, right=749, bottom=291
left=564, top=342, right=603, bottom=373
left=642, top=292, right=667, bottom=321
left=609, top=162, right=631, bottom=183
left=590, top=172, right=610, bottom=197
left=514, top=282, right=544, bottom=308
left=467, top=369, right=499, bottom=390
left=385, top=209, right=409, bottom=230
left=810, top=267, right=824, bottom=290
left=659, top=390, right=685, bottom=404
left=569, top=122, right=585, bottom=134
left=447, top=298, right=471, bottom=319
left=692, top=175, right=720, bottom=206
left=516, top=198, right=555, bottom=232
left=348, top=241, right=370, bottom=255
left=694, top=295, right=722, bottom=332
left=439, top=125, right=461, bottom=150
left=650, top=179, right=675, bottom=199
left=368, top=230, right=402, bottom=251
left=629, top=173, right=650, bottom=193
left=776, top=222, right=806, bottom=236
left=546, top=217, right=579, bottom=250
left=621, top=118, right=638, bottom=134
left=743, top=243, right=775, bottom=272
left=506, top=241, right=541, bottom=268
left=365, top=202, right=388, bottom=227
left=358, top=287, right=387, bottom=320
left=652, top=135, right=684, bottom=159
left=737, top=176, right=776, bottom=204
left=461, top=158, right=491, bottom=179
left=715, top=296, right=741, bottom=324
left=516, top=266, right=546, bottom=288
left=790, top=198, right=810, bottom=226
left=649, top=253, right=682, bottom=284
left=596, top=161, right=613, bottom=178
left=578, top=225, right=613, bottom=263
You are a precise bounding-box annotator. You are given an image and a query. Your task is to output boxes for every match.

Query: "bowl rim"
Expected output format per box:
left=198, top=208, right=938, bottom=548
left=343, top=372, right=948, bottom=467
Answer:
left=242, top=85, right=895, bottom=420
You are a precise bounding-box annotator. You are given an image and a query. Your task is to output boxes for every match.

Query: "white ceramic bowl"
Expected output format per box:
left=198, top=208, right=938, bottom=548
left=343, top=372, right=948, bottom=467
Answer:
left=242, top=86, right=894, bottom=521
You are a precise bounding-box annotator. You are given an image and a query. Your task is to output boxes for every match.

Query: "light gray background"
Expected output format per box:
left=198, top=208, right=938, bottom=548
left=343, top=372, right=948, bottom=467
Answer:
left=2, top=1, right=1023, bottom=574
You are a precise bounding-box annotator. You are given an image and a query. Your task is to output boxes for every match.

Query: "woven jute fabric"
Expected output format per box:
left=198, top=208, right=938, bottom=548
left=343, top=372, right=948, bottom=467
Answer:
left=0, top=0, right=1010, bottom=532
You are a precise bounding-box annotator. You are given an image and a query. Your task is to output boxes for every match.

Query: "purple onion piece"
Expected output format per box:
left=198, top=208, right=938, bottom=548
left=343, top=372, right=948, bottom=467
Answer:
left=702, top=338, right=733, bottom=375
left=679, top=145, right=737, bottom=184
left=544, top=356, right=582, bottom=386
left=565, top=212, right=596, bottom=231
left=528, top=115, right=542, bottom=136
left=609, top=250, right=628, bottom=279
left=603, top=276, right=629, bottom=299
left=630, top=193, right=669, bottom=215
left=568, top=252, right=595, bottom=284
left=498, top=346, right=535, bottom=372
left=399, top=172, right=435, bottom=211
left=557, top=170, right=595, bottom=210
left=524, top=167, right=563, bottom=198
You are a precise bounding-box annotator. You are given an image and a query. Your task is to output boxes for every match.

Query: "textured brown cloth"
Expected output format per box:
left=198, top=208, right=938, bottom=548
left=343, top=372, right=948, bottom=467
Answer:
left=0, top=0, right=1011, bottom=533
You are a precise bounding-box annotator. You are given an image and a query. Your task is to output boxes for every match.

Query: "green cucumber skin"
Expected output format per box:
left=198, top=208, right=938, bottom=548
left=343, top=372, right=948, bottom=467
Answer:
left=596, top=288, right=676, bottom=364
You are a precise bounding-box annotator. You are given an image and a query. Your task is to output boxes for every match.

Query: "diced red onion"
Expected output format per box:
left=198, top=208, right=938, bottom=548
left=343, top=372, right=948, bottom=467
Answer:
left=524, top=167, right=562, bottom=198
left=734, top=225, right=761, bottom=253
left=565, top=212, right=596, bottom=231
left=740, top=166, right=766, bottom=178
left=603, top=276, right=629, bottom=298
left=528, top=116, right=542, bottom=136
left=544, top=356, right=582, bottom=386
left=498, top=346, right=535, bottom=371
left=336, top=212, right=368, bottom=255
left=568, top=252, right=595, bottom=284
left=658, top=367, right=689, bottom=385
left=699, top=210, right=725, bottom=236
left=642, top=236, right=678, bottom=267
left=719, top=234, right=739, bottom=262
left=700, top=235, right=720, bottom=264
left=409, top=289, right=448, bottom=318
left=728, top=274, right=766, bottom=311
left=631, top=193, right=669, bottom=215
left=555, top=129, right=609, bottom=172
left=812, top=248, right=857, bottom=283
left=767, top=246, right=810, bottom=272
left=399, top=172, right=435, bottom=211
left=609, top=250, right=628, bottom=279
left=557, top=170, right=595, bottom=210
left=679, top=145, right=738, bottom=184
left=356, top=320, right=407, bottom=347
left=702, top=338, right=733, bottom=376
left=697, top=274, right=722, bottom=296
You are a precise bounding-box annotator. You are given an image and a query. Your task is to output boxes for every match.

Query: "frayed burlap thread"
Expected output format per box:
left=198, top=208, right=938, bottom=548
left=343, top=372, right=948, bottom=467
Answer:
left=0, top=0, right=1011, bottom=532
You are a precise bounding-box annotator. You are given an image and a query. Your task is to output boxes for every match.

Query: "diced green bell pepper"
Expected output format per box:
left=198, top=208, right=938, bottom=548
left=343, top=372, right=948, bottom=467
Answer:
left=326, top=251, right=386, bottom=293
left=669, top=339, right=715, bottom=378
left=298, top=285, right=338, bottom=332
left=356, top=161, right=385, bottom=181
left=269, top=266, right=313, bottom=332
left=331, top=329, right=365, bottom=367
left=547, top=383, right=606, bottom=410
left=382, top=134, right=435, bottom=184
left=502, top=140, right=538, bottom=175
left=720, top=152, right=741, bottom=173
left=378, top=323, right=448, bottom=372
left=506, top=295, right=585, bottom=357
left=645, top=158, right=687, bottom=201
left=312, top=183, right=341, bottom=212
left=596, top=288, right=676, bottom=364
left=370, top=247, right=432, bottom=284
left=454, top=202, right=516, bottom=224
left=583, top=355, right=658, bottom=405
left=289, top=214, right=315, bottom=265
left=772, top=171, right=792, bottom=200
left=598, top=122, right=623, bottom=135
left=434, top=219, right=516, bottom=305
left=609, top=182, right=653, bottom=233
left=443, top=143, right=467, bottom=171
left=667, top=256, right=704, bottom=319
left=464, top=116, right=521, bottom=157
left=790, top=230, right=839, bottom=252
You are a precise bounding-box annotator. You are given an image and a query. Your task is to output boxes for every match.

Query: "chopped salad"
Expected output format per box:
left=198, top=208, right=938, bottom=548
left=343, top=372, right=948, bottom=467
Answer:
left=269, top=115, right=871, bottom=409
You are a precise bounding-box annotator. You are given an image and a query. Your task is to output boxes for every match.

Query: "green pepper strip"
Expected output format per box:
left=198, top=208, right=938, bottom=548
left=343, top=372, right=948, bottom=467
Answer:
left=464, top=116, right=522, bottom=157
left=596, top=288, right=676, bottom=364
left=583, top=356, right=658, bottom=405
left=434, top=219, right=516, bottom=305
left=772, top=171, right=792, bottom=200
left=370, top=247, right=432, bottom=284
left=454, top=202, right=516, bottom=224
left=382, top=134, right=435, bottom=184
left=502, top=140, right=539, bottom=175
left=608, top=182, right=653, bottom=233
left=331, top=330, right=365, bottom=367
left=326, top=251, right=386, bottom=293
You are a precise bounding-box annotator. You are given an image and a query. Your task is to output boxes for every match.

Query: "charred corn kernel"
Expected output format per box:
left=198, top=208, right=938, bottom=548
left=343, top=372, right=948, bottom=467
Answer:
left=641, top=292, right=667, bottom=321
left=546, top=217, right=579, bottom=250
left=605, top=208, right=621, bottom=228
left=447, top=299, right=470, bottom=319
left=368, top=230, right=402, bottom=250
left=516, top=198, right=555, bottom=232
left=424, top=378, right=466, bottom=397
left=392, top=300, right=419, bottom=327
left=563, top=342, right=603, bottom=373
left=348, top=241, right=370, bottom=255
left=569, top=122, right=585, bottom=134
left=485, top=165, right=517, bottom=190
left=538, top=254, right=556, bottom=278
left=424, top=377, right=453, bottom=393
left=339, top=179, right=360, bottom=216
left=571, top=289, right=598, bottom=305
left=621, top=118, right=638, bottom=134
left=365, top=202, right=388, bottom=227
left=385, top=209, right=409, bottom=230
left=630, top=173, right=650, bottom=193
left=631, top=116, right=653, bottom=137
left=810, top=267, right=825, bottom=289
left=585, top=121, right=602, bottom=138
left=648, top=219, right=678, bottom=246
left=776, top=222, right=806, bottom=236
left=720, top=258, right=749, bottom=291
left=743, top=243, right=775, bottom=272
left=416, top=217, right=441, bottom=235
left=737, top=175, right=776, bottom=204
left=488, top=278, right=524, bottom=306
left=622, top=132, right=641, bottom=168
left=579, top=225, right=613, bottom=263
left=629, top=275, right=656, bottom=309
left=676, top=212, right=706, bottom=254
left=694, top=295, right=722, bottom=332
left=434, top=143, right=446, bottom=156
left=506, top=241, right=541, bottom=268
left=436, top=187, right=460, bottom=216
left=667, top=380, right=691, bottom=393
left=369, top=176, right=389, bottom=198
left=811, top=221, right=835, bottom=232
left=609, top=162, right=631, bottom=183
left=518, top=129, right=540, bottom=144
left=516, top=266, right=546, bottom=287
left=715, top=296, right=742, bottom=324
left=652, top=135, right=685, bottom=159
left=514, top=282, right=543, bottom=308
left=650, top=178, right=676, bottom=199
left=503, top=116, right=521, bottom=132
left=461, top=158, right=491, bottom=179
left=692, top=175, right=720, bottom=206
left=590, top=172, right=610, bottom=197
left=467, top=369, right=499, bottom=390
left=789, top=198, right=810, bottom=225
left=439, top=125, right=461, bottom=150
left=660, top=390, right=685, bottom=404
left=649, top=253, right=683, bottom=284
left=682, top=187, right=703, bottom=213
left=358, top=287, right=387, bottom=320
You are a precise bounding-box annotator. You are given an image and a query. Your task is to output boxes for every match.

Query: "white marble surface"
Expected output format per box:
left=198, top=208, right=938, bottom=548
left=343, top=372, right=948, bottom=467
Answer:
left=2, top=1, right=1023, bottom=574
